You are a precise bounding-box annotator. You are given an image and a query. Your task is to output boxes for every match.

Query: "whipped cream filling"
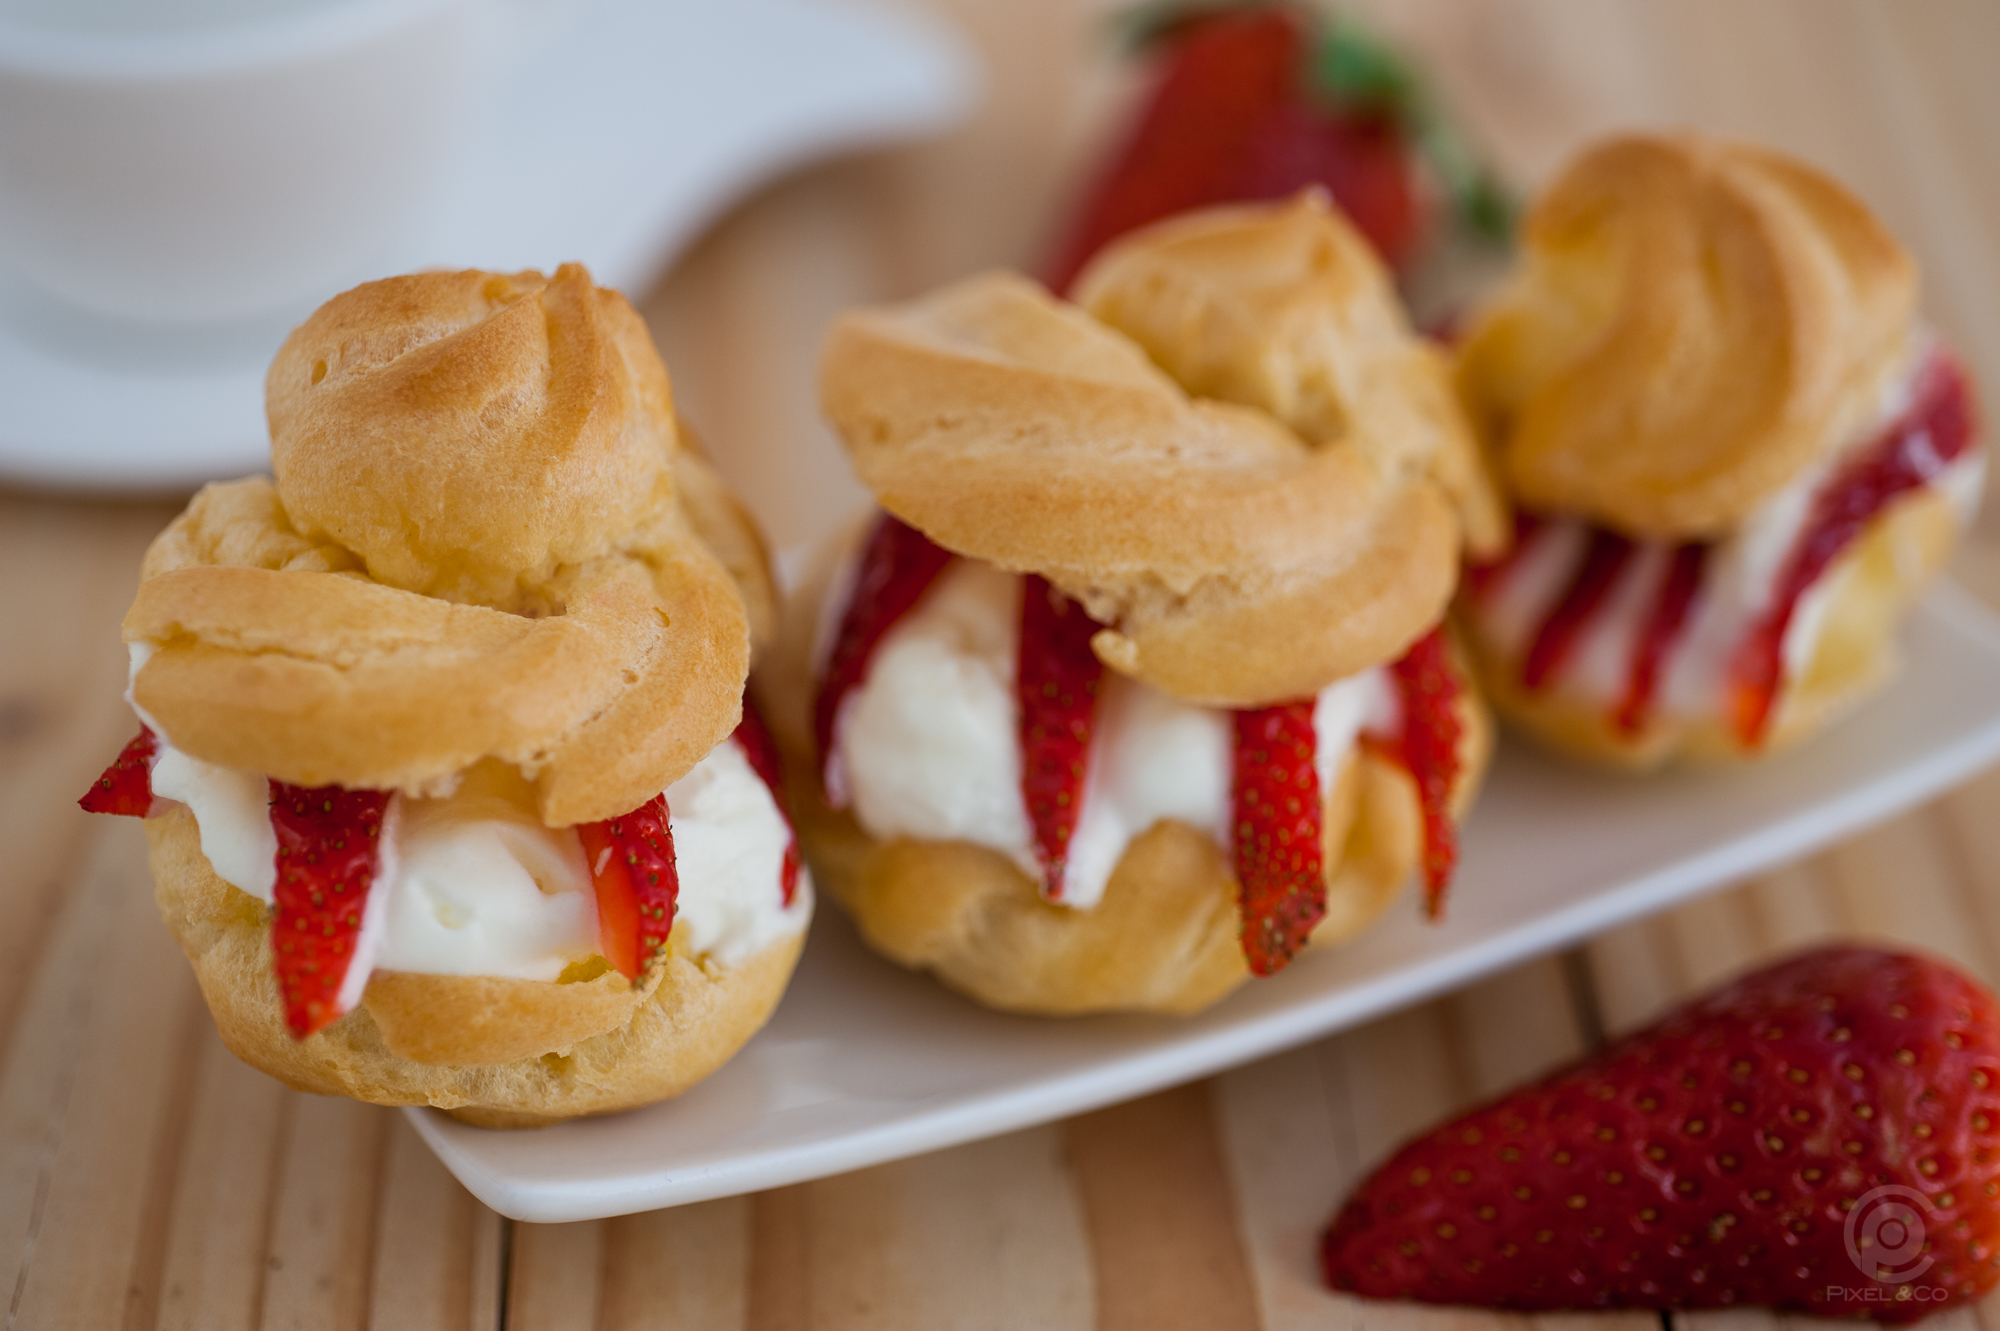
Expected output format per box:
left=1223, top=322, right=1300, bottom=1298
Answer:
left=370, top=776, right=598, bottom=981
left=824, top=557, right=1400, bottom=910
left=1465, top=341, right=1985, bottom=725
left=125, top=645, right=810, bottom=983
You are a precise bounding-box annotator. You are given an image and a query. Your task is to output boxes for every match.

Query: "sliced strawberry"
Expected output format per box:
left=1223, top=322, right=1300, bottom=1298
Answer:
left=813, top=512, right=955, bottom=801
left=1728, top=349, right=1979, bottom=748
left=582, top=825, right=641, bottom=982
left=1323, top=945, right=2000, bottom=1317
left=1520, top=527, right=1635, bottom=691
left=78, top=726, right=157, bottom=817
left=268, top=782, right=392, bottom=1039
left=578, top=795, right=680, bottom=984
left=734, top=690, right=802, bottom=907
left=1016, top=575, right=1105, bottom=900
left=1231, top=700, right=1326, bottom=975
left=1614, top=541, right=1707, bottom=736
left=1375, top=625, right=1464, bottom=918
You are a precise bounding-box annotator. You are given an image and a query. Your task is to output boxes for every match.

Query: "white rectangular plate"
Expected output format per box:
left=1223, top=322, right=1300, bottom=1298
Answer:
left=412, top=584, right=2000, bottom=1223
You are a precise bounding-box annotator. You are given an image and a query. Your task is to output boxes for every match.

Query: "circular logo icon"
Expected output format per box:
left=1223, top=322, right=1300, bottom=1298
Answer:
left=1844, top=1184, right=1936, bottom=1284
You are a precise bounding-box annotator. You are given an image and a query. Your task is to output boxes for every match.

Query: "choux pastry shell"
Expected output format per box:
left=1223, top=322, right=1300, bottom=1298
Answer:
left=131, top=264, right=803, bottom=1124
left=1457, top=134, right=1916, bottom=539
left=821, top=192, right=1504, bottom=709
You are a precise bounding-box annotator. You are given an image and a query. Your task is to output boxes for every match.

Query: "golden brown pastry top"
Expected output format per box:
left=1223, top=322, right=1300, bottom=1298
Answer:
left=126, top=265, right=772, bottom=826
left=1458, top=134, right=1918, bottom=537
left=819, top=194, right=1502, bottom=708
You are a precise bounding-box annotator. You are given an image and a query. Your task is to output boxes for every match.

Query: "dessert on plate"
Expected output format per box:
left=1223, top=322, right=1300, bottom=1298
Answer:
left=78, top=265, right=811, bottom=1127
left=1455, top=134, right=1984, bottom=767
left=762, top=193, right=1504, bottom=1016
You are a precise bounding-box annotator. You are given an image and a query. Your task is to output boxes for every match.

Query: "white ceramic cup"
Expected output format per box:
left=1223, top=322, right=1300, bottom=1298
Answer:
left=0, top=0, right=521, bottom=325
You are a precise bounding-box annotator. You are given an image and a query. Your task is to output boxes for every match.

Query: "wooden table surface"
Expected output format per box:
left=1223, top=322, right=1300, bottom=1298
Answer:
left=7, top=2, right=2000, bottom=1327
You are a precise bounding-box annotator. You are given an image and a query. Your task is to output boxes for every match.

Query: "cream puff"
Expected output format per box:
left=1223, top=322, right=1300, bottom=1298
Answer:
left=1455, top=135, right=1983, bottom=766
left=78, top=265, right=811, bottom=1127
left=760, top=194, right=1499, bottom=1016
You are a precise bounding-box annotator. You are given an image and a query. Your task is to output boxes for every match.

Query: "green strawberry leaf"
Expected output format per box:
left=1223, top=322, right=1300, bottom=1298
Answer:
left=1113, top=0, right=1262, bottom=52
left=1310, top=13, right=1516, bottom=244
left=1312, top=13, right=1419, bottom=118
left=1108, top=1, right=1518, bottom=244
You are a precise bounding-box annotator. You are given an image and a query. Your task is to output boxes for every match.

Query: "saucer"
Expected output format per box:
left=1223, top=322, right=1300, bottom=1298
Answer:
left=0, top=0, right=975, bottom=492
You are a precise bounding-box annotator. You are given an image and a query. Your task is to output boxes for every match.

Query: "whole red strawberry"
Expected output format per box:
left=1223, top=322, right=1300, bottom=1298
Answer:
left=1017, top=574, right=1104, bottom=901
left=1323, top=946, right=2000, bottom=1319
left=1231, top=700, right=1325, bottom=975
left=1046, top=6, right=1419, bottom=293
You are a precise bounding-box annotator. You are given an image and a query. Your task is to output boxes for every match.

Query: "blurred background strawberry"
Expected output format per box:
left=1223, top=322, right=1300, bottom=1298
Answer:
left=1044, top=0, right=1512, bottom=296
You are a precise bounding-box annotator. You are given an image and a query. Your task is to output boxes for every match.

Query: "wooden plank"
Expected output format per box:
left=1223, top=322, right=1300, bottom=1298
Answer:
left=120, top=997, right=209, bottom=1331
left=2, top=825, right=204, bottom=1331
left=600, top=1196, right=750, bottom=1331
left=1892, top=0, right=2000, bottom=394
left=1838, top=3, right=2000, bottom=389
left=1663, top=889, right=1768, bottom=993
left=1824, top=814, right=1994, bottom=981
left=1933, top=769, right=2000, bottom=962
left=0, top=497, right=173, bottom=1072
left=1068, top=1083, right=1257, bottom=1331
left=1210, top=1044, right=1354, bottom=1331
left=258, top=1097, right=390, bottom=1331
left=745, top=1184, right=807, bottom=1331
left=507, top=1220, right=603, bottom=1331
left=743, top=1126, right=1092, bottom=1331
left=157, top=1027, right=289, bottom=1331
left=370, top=1115, right=503, bottom=1331
left=1351, top=0, right=1671, bottom=186
left=1447, top=955, right=1589, bottom=1096
left=1743, top=861, right=1844, bottom=957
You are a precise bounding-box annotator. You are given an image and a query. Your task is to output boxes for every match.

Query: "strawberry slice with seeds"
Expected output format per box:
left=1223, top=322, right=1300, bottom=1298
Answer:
left=1375, top=625, right=1465, bottom=918
left=814, top=512, right=955, bottom=802
left=1231, top=699, right=1326, bottom=975
left=1521, top=528, right=1635, bottom=691
left=1017, top=575, right=1105, bottom=900
left=1728, top=349, right=1978, bottom=748
left=579, top=795, right=680, bottom=984
left=268, top=782, right=392, bottom=1039
left=1323, top=945, right=2000, bottom=1317
left=734, top=690, right=802, bottom=907
left=78, top=727, right=158, bottom=817
left=1614, top=541, right=1708, bottom=736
